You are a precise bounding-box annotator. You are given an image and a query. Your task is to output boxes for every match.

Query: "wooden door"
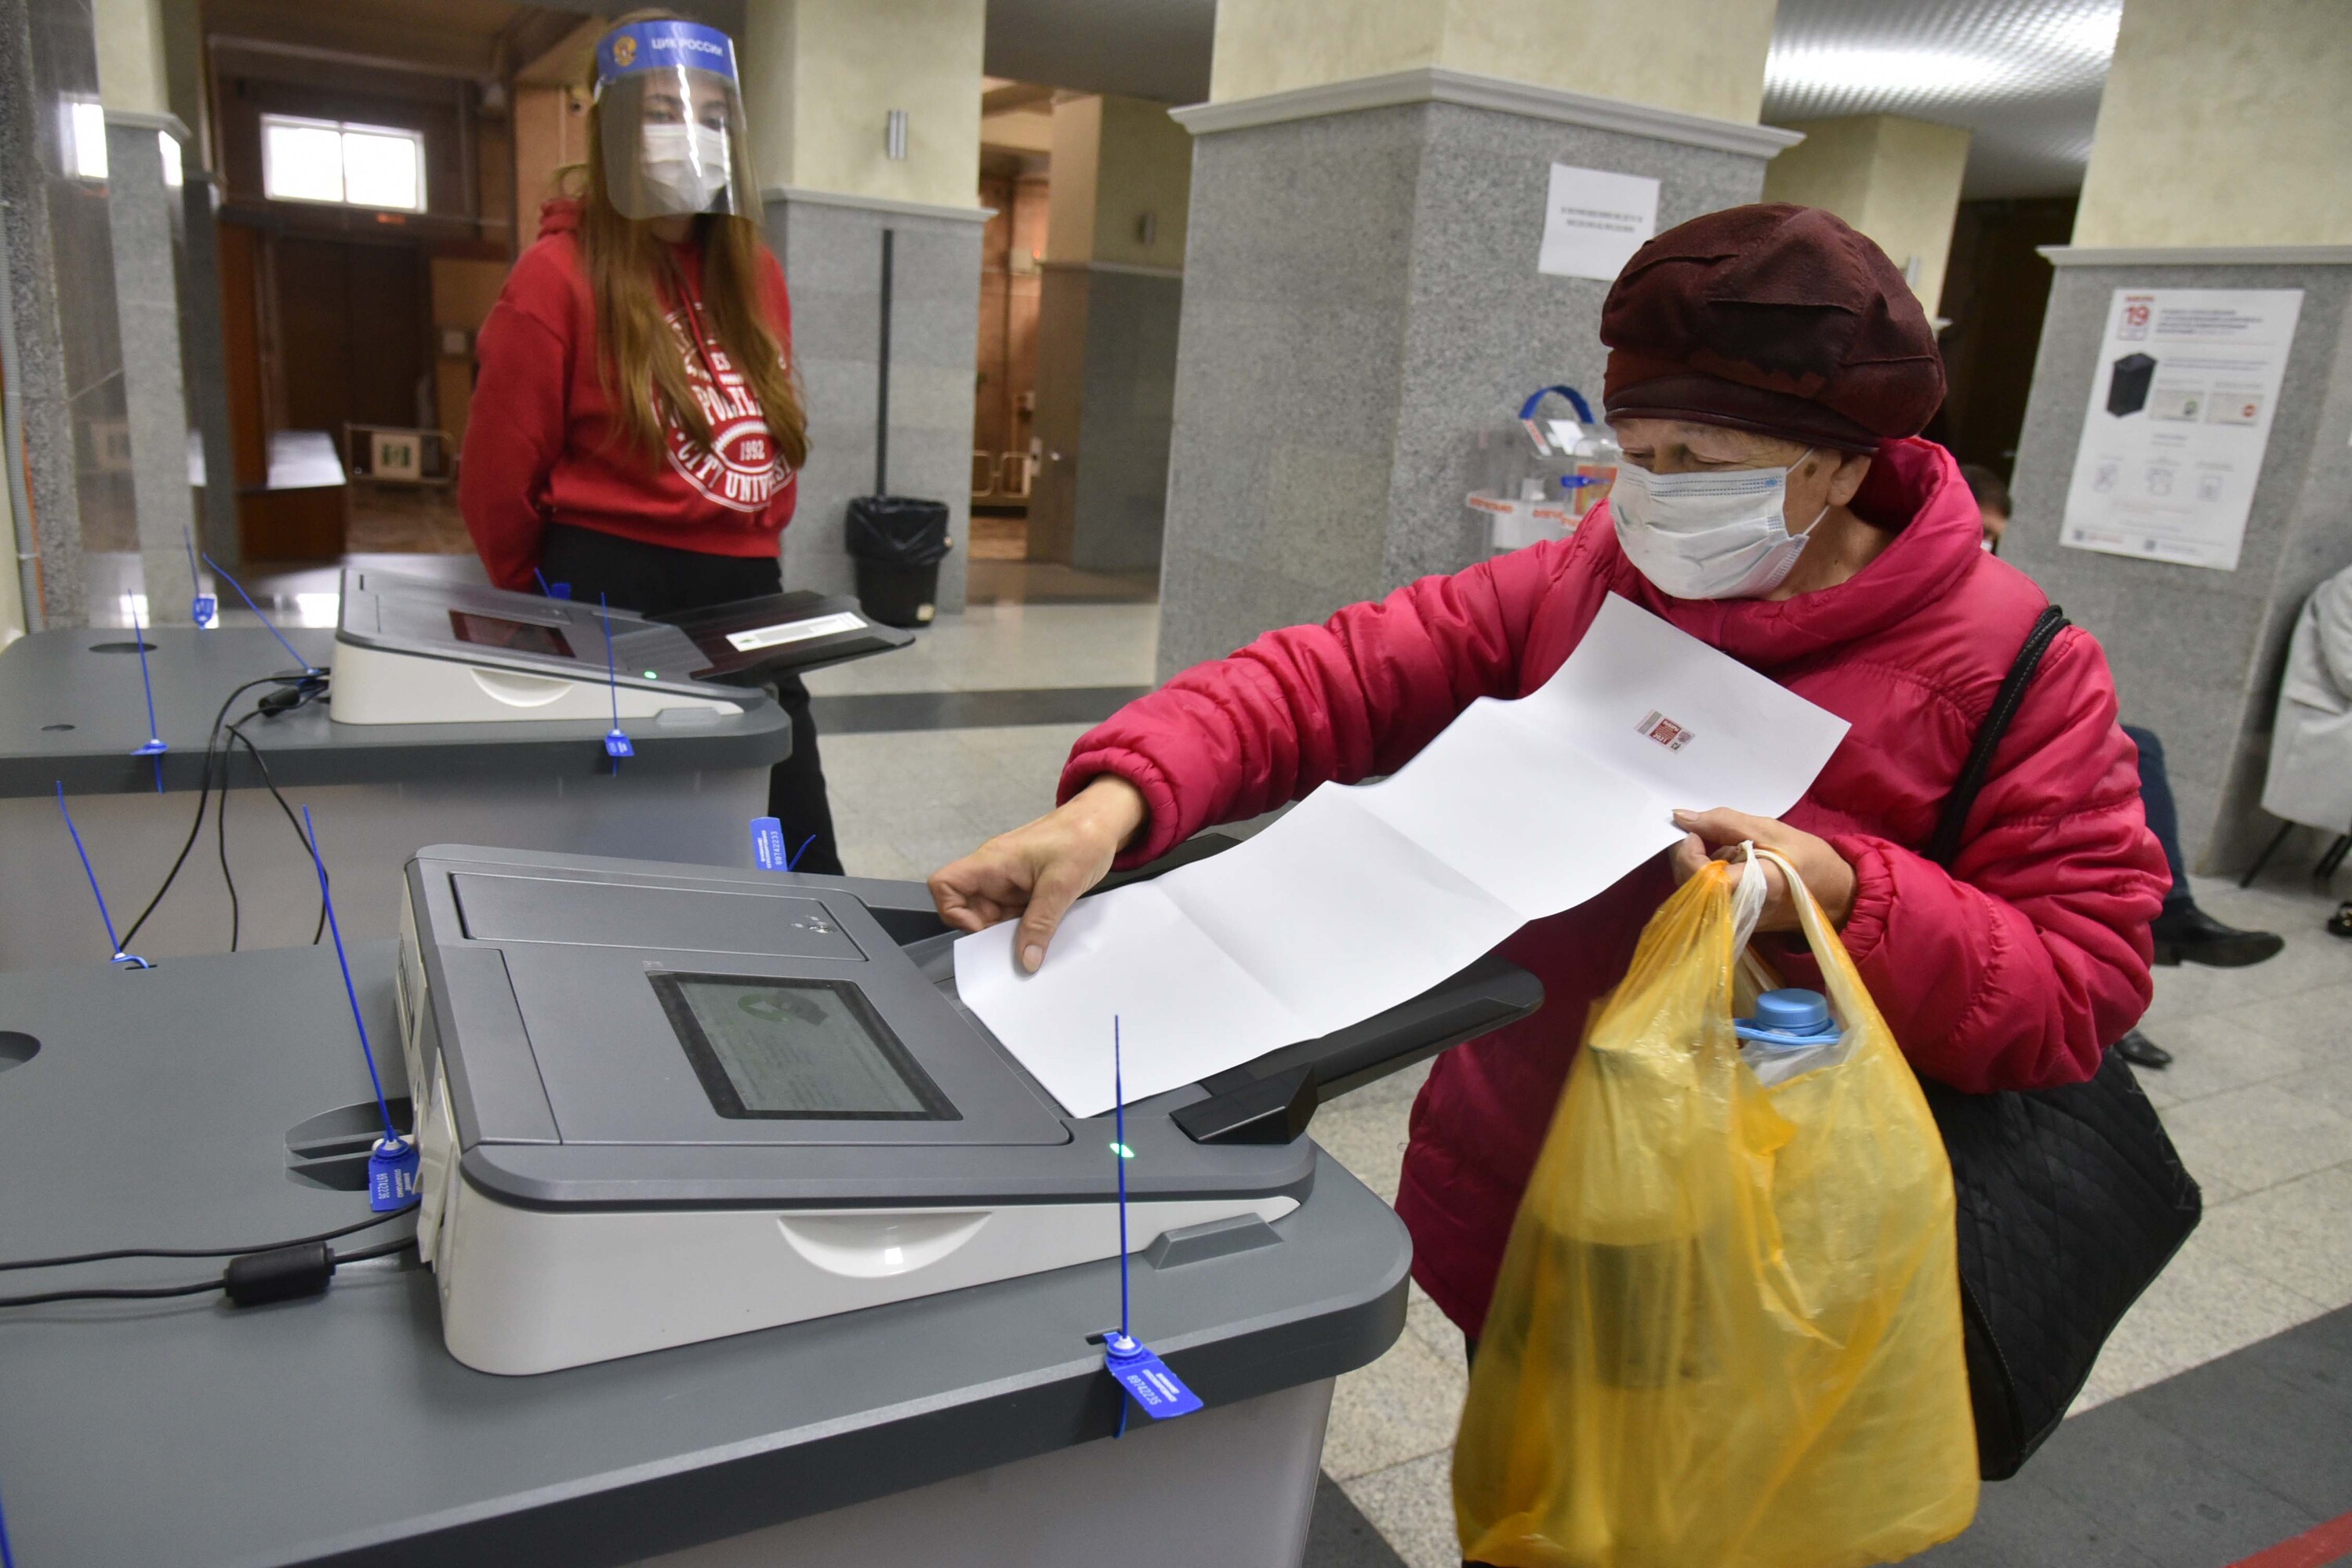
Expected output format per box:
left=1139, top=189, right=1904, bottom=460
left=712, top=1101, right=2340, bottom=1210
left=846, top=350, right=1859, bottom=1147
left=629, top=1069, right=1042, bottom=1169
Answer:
left=272, top=237, right=428, bottom=435
left=215, top=220, right=268, bottom=488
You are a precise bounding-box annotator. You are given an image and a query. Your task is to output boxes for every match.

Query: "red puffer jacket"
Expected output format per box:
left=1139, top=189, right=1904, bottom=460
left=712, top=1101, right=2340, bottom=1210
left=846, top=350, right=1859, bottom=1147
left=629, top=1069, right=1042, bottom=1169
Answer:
left=1059, top=437, right=2168, bottom=1335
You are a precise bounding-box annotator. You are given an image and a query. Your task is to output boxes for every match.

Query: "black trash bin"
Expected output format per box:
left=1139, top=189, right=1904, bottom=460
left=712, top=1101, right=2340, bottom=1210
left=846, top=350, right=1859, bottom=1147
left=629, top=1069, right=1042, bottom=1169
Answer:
left=844, top=227, right=954, bottom=628
left=847, top=495, right=951, bottom=626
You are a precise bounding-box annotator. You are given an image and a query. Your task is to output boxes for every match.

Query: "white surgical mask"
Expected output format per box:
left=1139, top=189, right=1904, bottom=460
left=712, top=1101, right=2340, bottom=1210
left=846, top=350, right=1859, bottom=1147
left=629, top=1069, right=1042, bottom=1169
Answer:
left=1610, top=450, right=1829, bottom=600
left=640, top=122, right=731, bottom=212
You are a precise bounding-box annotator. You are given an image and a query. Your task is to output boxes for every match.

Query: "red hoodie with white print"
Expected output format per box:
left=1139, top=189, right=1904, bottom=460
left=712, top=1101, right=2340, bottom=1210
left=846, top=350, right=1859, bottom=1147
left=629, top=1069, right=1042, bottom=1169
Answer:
left=459, top=198, right=798, bottom=590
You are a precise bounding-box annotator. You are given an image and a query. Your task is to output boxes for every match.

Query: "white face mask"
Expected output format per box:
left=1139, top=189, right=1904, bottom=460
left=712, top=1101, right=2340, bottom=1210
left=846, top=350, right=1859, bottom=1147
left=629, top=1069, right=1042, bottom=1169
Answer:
left=1610, top=450, right=1829, bottom=600
left=640, top=122, right=731, bottom=212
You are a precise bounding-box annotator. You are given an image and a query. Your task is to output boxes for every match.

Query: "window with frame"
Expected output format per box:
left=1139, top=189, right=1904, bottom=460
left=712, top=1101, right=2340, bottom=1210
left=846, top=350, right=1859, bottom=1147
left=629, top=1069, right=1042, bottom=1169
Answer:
left=260, top=114, right=426, bottom=212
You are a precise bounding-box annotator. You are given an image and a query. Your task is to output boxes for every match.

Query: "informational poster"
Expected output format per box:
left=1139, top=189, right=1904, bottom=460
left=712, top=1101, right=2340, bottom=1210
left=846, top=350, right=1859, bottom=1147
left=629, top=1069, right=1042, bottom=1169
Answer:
left=2061, top=287, right=2303, bottom=572
left=1537, top=163, right=1659, bottom=281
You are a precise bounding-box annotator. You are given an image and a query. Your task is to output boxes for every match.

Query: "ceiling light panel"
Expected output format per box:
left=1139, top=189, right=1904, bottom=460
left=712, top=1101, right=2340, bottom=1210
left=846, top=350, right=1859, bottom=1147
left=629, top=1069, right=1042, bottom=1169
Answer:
left=1765, top=0, right=2122, bottom=198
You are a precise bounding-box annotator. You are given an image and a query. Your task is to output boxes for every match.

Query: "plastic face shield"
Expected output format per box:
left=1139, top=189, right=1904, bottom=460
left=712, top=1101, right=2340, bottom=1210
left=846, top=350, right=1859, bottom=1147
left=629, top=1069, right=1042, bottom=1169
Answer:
left=594, top=20, right=757, bottom=221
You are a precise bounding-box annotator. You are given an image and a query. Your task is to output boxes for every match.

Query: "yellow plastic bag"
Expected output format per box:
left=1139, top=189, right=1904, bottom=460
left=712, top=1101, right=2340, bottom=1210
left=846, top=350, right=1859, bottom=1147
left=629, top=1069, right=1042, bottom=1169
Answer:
left=1454, top=849, right=1978, bottom=1568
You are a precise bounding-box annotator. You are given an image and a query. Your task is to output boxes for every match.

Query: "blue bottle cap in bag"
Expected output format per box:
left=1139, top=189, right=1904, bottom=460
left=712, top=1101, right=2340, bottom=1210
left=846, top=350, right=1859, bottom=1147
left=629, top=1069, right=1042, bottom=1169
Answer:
left=1734, top=988, right=1840, bottom=1049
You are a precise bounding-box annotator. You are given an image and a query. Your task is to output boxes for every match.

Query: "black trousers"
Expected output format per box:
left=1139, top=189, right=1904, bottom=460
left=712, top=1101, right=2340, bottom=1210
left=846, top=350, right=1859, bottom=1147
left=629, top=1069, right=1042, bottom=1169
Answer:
left=538, top=524, right=844, bottom=876
left=2122, top=724, right=2190, bottom=913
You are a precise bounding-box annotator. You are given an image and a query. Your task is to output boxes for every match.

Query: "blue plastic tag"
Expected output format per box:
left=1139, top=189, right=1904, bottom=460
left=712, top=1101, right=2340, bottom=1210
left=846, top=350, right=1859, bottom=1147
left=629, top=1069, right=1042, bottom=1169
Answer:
left=604, top=728, right=634, bottom=759
left=192, top=594, right=217, bottom=626
left=1103, top=1334, right=1203, bottom=1420
left=546, top=581, right=572, bottom=600
left=752, top=815, right=788, bottom=870
left=368, top=1137, right=421, bottom=1212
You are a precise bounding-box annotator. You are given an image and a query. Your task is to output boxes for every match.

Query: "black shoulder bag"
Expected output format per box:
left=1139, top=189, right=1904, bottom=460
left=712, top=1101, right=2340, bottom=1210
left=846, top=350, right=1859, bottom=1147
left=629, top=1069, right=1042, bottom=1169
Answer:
left=1917, top=604, right=2203, bottom=1480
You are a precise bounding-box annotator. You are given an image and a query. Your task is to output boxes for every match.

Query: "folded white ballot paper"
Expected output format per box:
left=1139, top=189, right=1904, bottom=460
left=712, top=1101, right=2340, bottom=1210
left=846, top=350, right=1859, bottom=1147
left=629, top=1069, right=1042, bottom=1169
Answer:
left=955, top=594, right=1851, bottom=1117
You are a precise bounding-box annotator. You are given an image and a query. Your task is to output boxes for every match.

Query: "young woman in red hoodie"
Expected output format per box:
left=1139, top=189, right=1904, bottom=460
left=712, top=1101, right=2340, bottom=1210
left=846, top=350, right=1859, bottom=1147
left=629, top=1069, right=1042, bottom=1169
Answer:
left=460, top=13, right=841, bottom=872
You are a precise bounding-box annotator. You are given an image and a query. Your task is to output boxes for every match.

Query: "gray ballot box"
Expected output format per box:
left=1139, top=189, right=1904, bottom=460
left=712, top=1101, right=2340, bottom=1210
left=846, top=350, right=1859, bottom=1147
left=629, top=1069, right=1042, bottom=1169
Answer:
left=0, top=861, right=1539, bottom=1567
left=0, top=625, right=795, bottom=968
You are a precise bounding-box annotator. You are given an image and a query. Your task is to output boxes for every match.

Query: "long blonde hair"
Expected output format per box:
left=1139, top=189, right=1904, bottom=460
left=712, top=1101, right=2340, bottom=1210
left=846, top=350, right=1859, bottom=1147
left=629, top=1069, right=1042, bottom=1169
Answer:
left=566, top=13, right=808, bottom=472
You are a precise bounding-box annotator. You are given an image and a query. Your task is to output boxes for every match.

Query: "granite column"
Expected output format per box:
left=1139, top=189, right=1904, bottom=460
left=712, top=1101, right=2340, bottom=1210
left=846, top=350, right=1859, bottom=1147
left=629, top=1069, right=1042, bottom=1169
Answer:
left=740, top=0, right=988, bottom=612
left=1155, top=0, right=1791, bottom=676
left=1998, top=0, right=2352, bottom=871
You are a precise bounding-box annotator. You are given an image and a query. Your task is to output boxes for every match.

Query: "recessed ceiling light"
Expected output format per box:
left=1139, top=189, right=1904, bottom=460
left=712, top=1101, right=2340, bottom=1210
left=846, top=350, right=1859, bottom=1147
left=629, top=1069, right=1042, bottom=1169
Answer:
left=2048, top=8, right=2122, bottom=60
left=1765, top=48, right=2018, bottom=101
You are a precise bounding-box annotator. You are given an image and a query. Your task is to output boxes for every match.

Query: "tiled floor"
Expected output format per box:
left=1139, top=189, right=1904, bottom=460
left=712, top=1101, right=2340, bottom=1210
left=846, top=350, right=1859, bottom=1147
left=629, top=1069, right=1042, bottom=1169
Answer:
left=2071, top=874, right=2352, bottom=1410
left=1917, top=1305, right=2352, bottom=1568
left=343, top=485, right=472, bottom=555
left=810, top=598, right=1162, bottom=879
left=968, top=512, right=1029, bottom=560
left=802, top=598, right=1160, bottom=699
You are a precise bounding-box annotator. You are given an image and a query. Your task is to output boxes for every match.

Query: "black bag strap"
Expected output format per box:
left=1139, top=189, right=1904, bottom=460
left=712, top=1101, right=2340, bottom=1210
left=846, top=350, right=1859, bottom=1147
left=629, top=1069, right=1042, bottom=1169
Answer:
left=1925, top=604, right=2071, bottom=870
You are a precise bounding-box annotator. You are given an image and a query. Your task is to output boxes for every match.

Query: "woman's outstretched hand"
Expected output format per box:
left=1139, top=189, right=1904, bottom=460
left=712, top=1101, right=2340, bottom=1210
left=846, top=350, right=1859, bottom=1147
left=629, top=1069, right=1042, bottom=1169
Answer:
left=928, top=776, right=1148, bottom=972
left=1668, top=808, right=1857, bottom=931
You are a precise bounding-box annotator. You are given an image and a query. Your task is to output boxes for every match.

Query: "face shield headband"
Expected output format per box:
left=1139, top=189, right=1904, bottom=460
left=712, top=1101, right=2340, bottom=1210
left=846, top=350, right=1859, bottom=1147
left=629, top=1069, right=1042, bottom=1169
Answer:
left=593, top=20, right=757, bottom=222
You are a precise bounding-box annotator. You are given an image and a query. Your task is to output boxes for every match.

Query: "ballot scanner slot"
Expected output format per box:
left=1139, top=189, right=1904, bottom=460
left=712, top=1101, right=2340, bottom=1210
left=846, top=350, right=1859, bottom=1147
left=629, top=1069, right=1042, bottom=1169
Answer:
left=898, top=830, right=1544, bottom=1144
left=1173, top=953, right=1543, bottom=1145
left=453, top=873, right=865, bottom=961
left=901, top=929, right=1542, bottom=1145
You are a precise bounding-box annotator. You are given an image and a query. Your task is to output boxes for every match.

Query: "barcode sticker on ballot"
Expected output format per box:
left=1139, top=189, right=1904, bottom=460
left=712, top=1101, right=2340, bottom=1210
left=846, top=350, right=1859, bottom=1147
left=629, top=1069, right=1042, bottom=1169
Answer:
left=1636, top=710, right=1693, bottom=751
left=727, top=612, right=868, bottom=652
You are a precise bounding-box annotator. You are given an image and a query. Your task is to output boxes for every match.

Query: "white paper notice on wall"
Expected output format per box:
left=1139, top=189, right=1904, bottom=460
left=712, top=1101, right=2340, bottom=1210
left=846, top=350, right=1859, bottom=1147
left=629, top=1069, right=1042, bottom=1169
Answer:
left=1537, top=164, right=1661, bottom=281
left=954, top=595, right=1850, bottom=1118
left=2060, top=287, right=2303, bottom=572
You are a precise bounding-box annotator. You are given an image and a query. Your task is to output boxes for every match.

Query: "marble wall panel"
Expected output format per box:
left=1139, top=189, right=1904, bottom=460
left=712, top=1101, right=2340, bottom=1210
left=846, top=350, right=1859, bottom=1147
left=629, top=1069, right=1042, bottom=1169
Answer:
left=1073, top=268, right=1181, bottom=574
left=767, top=195, right=981, bottom=612
left=2004, top=261, right=2352, bottom=869
left=1385, top=105, right=1768, bottom=588
left=0, top=0, right=122, bottom=624
left=1157, top=98, right=1772, bottom=677
left=106, top=114, right=197, bottom=622
left=1158, top=104, right=1425, bottom=675
left=180, top=172, right=240, bottom=570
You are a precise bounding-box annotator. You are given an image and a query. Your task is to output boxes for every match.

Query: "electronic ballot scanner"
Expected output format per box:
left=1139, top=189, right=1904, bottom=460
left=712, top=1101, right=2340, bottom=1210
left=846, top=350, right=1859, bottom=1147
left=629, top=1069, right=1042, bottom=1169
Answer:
left=396, top=845, right=1541, bottom=1374
left=332, top=565, right=913, bottom=726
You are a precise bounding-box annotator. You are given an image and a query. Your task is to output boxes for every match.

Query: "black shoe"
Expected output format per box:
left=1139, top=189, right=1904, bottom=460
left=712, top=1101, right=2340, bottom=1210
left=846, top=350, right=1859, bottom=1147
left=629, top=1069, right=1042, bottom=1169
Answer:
left=2114, top=1029, right=2172, bottom=1069
left=2151, top=904, right=2286, bottom=967
left=2328, top=902, right=2352, bottom=939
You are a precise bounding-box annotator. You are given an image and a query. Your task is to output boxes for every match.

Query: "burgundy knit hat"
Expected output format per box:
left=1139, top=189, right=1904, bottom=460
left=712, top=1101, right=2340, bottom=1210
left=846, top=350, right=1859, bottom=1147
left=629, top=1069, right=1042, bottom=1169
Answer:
left=1600, top=204, right=1945, bottom=452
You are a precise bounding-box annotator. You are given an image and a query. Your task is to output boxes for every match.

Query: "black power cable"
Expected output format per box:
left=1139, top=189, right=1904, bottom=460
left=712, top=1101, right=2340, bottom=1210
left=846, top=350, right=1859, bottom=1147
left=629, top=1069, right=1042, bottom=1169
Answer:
left=224, top=713, right=331, bottom=946
left=0, top=1278, right=223, bottom=1308
left=332, top=1238, right=412, bottom=1266
left=218, top=724, right=241, bottom=949
left=114, top=673, right=293, bottom=949
left=0, top=1208, right=405, bottom=1274
left=113, top=671, right=330, bottom=955
left=0, top=1232, right=416, bottom=1311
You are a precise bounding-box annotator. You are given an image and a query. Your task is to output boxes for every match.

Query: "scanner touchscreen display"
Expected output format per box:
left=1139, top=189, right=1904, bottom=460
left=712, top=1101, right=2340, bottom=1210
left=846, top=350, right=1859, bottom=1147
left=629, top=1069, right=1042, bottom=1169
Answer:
left=652, top=974, right=955, bottom=1120
left=449, top=610, right=575, bottom=660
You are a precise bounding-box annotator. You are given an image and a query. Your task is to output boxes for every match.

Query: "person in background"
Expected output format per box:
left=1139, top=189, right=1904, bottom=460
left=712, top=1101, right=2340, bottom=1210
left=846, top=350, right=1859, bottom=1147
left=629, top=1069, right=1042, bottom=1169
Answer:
left=932, top=205, right=2170, bottom=1352
left=1954, top=466, right=2283, bottom=1070
left=460, top=10, right=842, bottom=873
left=1960, top=462, right=2009, bottom=552
left=2258, top=561, right=2352, bottom=940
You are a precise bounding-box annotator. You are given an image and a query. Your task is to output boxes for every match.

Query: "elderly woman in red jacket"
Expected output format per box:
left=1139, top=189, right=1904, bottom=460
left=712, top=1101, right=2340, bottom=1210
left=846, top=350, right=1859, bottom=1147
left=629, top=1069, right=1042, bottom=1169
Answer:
left=929, top=205, right=2169, bottom=1341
